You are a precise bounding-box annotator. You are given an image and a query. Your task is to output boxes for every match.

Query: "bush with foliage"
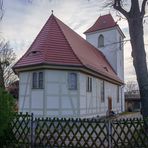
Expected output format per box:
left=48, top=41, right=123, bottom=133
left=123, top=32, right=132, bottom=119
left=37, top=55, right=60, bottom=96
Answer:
left=0, top=88, right=15, bottom=145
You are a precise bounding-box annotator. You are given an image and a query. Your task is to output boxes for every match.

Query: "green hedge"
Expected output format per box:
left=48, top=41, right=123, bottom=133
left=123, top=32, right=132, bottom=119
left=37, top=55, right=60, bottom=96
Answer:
left=0, top=88, right=15, bottom=145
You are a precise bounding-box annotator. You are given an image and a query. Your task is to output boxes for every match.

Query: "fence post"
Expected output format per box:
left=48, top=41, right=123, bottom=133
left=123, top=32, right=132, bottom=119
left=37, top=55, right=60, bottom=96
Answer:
left=31, top=113, right=34, bottom=148
left=107, top=119, right=112, bottom=148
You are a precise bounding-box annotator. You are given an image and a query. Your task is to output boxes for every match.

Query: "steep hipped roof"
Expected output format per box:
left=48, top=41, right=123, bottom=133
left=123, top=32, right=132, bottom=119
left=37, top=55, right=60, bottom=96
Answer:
left=84, top=14, right=118, bottom=34
left=14, top=14, right=122, bottom=84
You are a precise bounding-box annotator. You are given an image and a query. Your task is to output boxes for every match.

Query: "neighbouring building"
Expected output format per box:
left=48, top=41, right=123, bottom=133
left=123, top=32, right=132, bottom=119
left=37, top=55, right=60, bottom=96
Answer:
left=13, top=13, right=125, bottom=118
left=125, top=90, right=141, bottom=112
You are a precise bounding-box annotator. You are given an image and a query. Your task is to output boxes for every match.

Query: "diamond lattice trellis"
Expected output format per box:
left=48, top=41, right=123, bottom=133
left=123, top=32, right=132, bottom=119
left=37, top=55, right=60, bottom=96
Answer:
left=3, top=113, right=148, bottom=148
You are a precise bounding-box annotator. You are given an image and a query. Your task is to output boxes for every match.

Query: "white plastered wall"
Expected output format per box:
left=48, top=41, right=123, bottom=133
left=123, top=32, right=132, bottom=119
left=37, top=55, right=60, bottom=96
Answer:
left=19, top=70, right=123, bottom=118
left=85, top=28, right=124, bottom=81
left=79, top=73, right=122, bottom=118
left=19, top=70, right=80, bottom=118
left=85, top=27, right=125, bottom=112
left=45, top=70, right=79, bottom=118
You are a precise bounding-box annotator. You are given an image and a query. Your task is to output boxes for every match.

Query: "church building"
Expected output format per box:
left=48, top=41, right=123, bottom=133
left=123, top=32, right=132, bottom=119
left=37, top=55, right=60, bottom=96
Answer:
left=13, top=13, right=125, bottom=118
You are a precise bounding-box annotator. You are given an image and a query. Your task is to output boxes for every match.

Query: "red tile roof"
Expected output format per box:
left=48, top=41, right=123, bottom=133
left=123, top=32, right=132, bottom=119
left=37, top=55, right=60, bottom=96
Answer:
left=84, top=14, right=117, bottom=34
left=14, top=14, right=122, bottom=83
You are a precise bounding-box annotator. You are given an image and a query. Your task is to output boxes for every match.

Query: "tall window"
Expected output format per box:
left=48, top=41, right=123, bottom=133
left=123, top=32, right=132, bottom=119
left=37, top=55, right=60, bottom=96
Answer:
left=68, top=73, right=77, bottom=90
left=98, top=34, right=104, bottom=48
left=101, top=81, right=105, bottom=102
left=32, top=72, right=38, bottom=88
left=117, top=86, right=120, bottom=103
left=39, top=72, right=43, bottom=89
left=86, top=77, right=92, bottom=92
left=119, top=36, right=122, bottom=50
left=32, top=72, right=44, bottom=89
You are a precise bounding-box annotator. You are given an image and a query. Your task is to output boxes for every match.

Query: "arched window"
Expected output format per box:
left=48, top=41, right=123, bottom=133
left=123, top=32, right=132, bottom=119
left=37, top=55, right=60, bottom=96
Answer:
left=98, top=34, right=104, bottom=48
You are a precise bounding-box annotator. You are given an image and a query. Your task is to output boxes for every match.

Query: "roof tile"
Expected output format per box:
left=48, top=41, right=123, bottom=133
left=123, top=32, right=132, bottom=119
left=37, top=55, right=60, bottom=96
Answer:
left=84, top=14, right=117, bottom=34
left=14, top=14, right=122, bottom=83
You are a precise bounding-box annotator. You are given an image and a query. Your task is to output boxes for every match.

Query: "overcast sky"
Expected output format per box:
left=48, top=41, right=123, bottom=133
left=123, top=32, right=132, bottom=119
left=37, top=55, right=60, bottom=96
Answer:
left=1, top=0, right=148, bottom=83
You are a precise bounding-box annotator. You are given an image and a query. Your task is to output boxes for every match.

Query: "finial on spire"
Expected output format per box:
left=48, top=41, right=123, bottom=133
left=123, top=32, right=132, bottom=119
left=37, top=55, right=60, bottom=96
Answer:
left=51, top=10, right=53, bottom=14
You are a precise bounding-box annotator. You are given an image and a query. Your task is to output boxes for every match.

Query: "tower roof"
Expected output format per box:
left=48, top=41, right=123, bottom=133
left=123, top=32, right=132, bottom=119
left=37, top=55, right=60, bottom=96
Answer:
left=84, top=14, right=118, bottom=34
left=13, top=14, right=122, bottom=84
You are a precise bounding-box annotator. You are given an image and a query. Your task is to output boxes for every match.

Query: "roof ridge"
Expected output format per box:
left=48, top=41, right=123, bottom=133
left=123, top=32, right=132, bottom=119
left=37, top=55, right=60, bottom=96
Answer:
left=54, top=15, right=117, bottom=76
left=54, top=16, right=84, bottom=66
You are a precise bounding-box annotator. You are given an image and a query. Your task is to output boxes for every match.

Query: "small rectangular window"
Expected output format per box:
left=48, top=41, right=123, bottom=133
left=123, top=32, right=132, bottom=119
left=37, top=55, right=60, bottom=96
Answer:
left=101, top=81, right=105, bottom=102
left=32, top=72, right=37, bottom=89
left=68, top=73, right=77, bottom=90
left=119, top=37, right=123, bottom=50
left=117, top=86, right=120, bottom=103
left=86, top=77, right=92, bottom=92
left=39, top=72, right=43, bottom=89
left=32, top=71, right=44, bottom=89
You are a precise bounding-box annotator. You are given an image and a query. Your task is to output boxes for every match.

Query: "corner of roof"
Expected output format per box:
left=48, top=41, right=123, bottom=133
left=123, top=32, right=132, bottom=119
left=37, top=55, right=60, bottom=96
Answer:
left=83, top=13, right=117, bottom=34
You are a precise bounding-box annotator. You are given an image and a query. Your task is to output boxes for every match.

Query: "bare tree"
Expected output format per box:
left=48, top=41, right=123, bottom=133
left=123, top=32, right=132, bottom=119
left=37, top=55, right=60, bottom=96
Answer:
left=105, top=0, right=148, bottom=117
left=0, top=41, right=17, bottom=88
left=125, top=81, right=139, bottom=94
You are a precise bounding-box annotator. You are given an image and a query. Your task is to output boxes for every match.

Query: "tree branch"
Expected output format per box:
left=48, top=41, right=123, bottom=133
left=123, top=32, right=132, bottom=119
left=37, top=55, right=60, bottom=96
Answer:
left=141, top=0, right=148, bottom=17
left=113, top=0, right=129, bottom=18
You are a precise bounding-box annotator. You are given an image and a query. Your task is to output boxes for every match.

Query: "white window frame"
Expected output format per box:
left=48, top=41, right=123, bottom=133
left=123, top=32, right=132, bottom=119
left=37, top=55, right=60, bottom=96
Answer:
left=101, top=80, right=105, bottom=102
left=117, top=86, right=120, bottom=103
left=86, top=77, right=92, bottom=92
left=119, top=36, right=123, bottom=50
left=68, top=72, right=77, bottom=90
left=32, top=71, right=44, bottom=89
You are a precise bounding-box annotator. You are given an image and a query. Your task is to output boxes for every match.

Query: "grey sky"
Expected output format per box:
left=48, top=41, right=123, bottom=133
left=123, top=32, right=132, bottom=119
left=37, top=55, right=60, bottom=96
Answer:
left=1, top=0, right=148, bottom=83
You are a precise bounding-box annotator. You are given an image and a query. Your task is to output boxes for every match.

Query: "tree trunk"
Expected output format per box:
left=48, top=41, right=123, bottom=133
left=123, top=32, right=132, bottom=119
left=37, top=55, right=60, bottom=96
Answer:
left=128, top=17, right=148, bottom=117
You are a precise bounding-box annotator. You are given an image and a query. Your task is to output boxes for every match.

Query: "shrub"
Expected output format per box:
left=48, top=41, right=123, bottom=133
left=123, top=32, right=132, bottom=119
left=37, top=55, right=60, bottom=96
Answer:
left=0, top=88, right=15, bottom=145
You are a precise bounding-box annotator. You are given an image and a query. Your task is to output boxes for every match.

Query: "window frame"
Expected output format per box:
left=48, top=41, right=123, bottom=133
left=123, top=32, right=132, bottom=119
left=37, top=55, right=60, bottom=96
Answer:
left=86, top=76, right=92, bottom=92
left=32, top=71, right=44, bottom=89
left=32, top=72, right=38, bottom=89
left=117, top=86, right=120, bottom=103
left=101, top=80, right=105, bottom=103
left=38, top=72, right=44, bottom=89
left=68, top=72, right=77, bottom=90
left=98, top=34, right=104, bottom=48
left=119, top=36, right=123, bottom=50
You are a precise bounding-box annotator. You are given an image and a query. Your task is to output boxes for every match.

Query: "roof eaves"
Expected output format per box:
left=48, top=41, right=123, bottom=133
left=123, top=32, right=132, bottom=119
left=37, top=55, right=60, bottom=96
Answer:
left=13, top=15, right=54, bottom=71
left=84, top=24, right=118, bottom=34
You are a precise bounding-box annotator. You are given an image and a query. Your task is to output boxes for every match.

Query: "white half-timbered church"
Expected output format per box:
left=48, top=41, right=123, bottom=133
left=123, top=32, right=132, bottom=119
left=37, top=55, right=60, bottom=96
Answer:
left=13, top=13, right=125, bottom=118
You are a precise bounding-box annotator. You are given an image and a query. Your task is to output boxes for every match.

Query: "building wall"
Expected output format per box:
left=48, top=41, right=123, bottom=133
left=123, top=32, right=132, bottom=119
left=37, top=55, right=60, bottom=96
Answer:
left=85, top=27, right=125, bottom=112
left=44, top=70, right=79, bottom=118
left=79, top=73, right=122, bottom=117
left=85, top=28, right=124, bottom=81
left=19, top=70, right=122, bottom=118
left=19, top=70, right=79, bottom=118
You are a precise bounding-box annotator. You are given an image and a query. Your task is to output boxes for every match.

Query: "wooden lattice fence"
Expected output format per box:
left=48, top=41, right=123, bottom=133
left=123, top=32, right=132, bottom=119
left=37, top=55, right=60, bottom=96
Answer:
left=2, top=113, right=148, bottom=148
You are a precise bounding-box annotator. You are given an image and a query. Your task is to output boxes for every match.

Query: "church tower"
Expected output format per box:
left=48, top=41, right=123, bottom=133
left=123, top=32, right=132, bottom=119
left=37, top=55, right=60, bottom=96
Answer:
left=84, top=14, right=125, bottom=81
